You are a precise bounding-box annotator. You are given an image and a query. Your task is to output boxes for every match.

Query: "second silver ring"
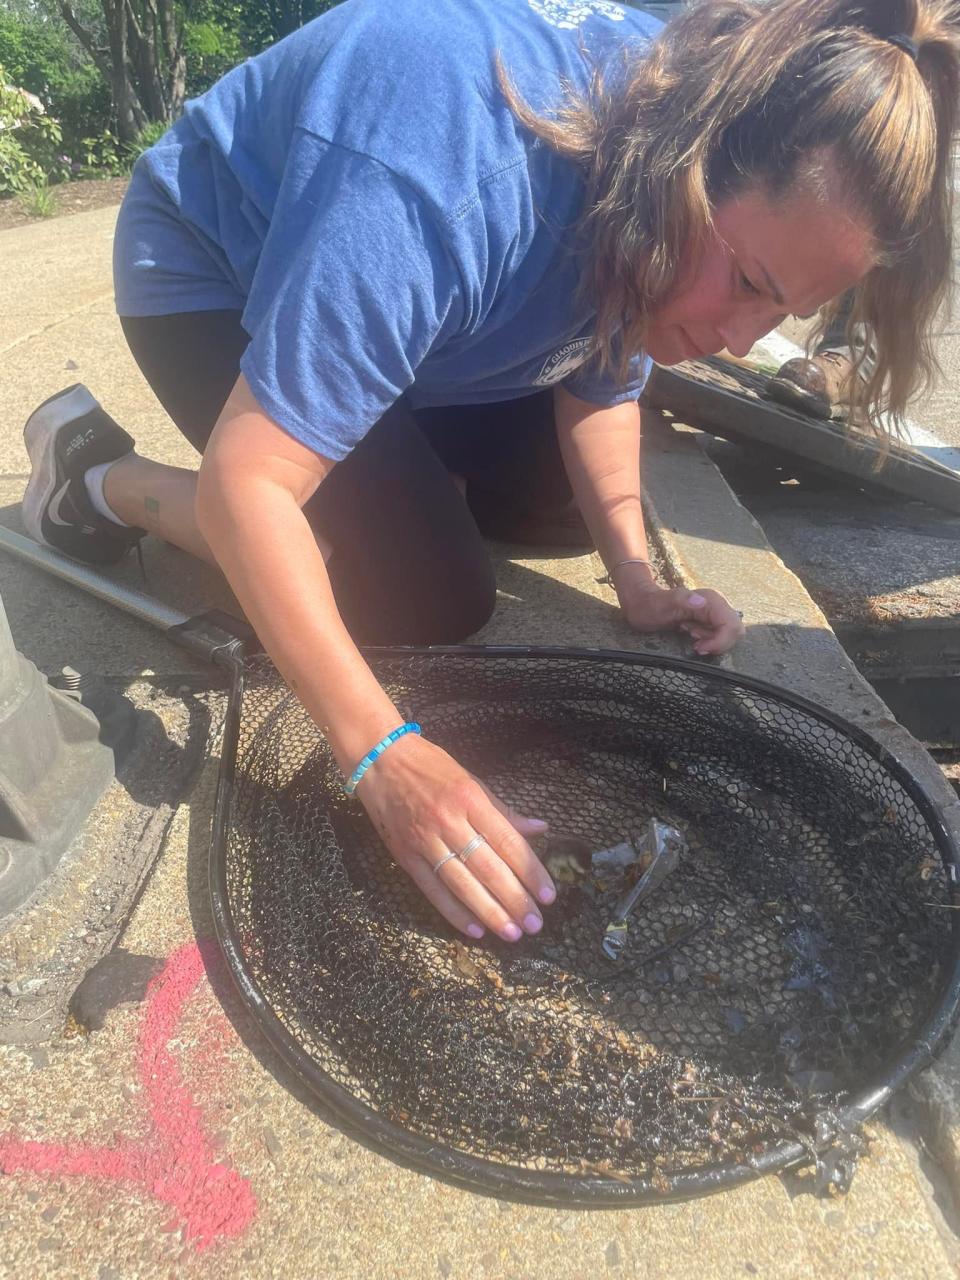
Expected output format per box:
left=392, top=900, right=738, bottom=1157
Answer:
left=458, top=833, right=487, bottom=863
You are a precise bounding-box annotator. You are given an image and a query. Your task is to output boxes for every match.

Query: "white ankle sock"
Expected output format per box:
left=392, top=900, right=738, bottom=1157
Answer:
left=83, top=460, right=130, bottom=527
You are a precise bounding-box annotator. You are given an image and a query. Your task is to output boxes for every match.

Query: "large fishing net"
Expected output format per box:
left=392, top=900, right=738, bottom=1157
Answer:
left=214, top=648, right=960, bottom=1202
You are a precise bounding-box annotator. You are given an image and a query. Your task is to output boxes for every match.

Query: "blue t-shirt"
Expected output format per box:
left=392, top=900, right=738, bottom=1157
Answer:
left=115, top=0, right=662, bottom=460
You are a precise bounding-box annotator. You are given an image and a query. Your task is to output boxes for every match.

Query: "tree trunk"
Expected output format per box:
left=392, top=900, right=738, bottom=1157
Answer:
left=111, top=69, right=148, bottom=140
left=103, top=0, right=144, bottom=141
left=157, top=0, right=186, bottom=120
left=60, top=0, right=185, bottom=142
left=166, top=47, right=186, bottom=119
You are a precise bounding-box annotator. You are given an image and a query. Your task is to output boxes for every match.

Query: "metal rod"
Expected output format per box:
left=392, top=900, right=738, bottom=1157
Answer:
left=0, top=526, right=189, bottom=633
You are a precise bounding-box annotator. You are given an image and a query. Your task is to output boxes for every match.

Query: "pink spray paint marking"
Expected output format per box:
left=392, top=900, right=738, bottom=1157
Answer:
left=0, top=941, right=257, bottom=1251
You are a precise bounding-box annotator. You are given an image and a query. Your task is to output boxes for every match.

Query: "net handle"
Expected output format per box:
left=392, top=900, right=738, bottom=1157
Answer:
left=0, top=525, right=255, bottom=667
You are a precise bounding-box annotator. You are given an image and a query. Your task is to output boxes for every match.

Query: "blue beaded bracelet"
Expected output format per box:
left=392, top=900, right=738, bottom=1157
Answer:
left=343, top=722, right=422, bottom=795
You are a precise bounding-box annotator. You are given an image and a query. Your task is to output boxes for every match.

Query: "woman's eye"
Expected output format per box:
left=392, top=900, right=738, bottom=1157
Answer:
left=739, top=270, right=760, bottom=296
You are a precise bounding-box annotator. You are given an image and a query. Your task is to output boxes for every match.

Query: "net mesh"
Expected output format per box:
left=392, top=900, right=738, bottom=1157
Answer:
left=222, top=650, right=956, bottom=1187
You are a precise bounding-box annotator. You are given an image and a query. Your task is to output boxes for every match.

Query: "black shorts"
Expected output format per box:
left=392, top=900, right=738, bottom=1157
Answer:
left=120, top=309, right=576, bottom=644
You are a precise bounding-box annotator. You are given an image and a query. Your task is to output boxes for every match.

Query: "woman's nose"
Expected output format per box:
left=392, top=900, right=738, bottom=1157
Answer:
left=718, top=309, right=782, bottom=359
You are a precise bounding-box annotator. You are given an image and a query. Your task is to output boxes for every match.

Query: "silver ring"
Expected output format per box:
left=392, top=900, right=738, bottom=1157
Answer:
left=457, top=834, right=487, bottom=863
left=433, top=850, right=460, bottom=876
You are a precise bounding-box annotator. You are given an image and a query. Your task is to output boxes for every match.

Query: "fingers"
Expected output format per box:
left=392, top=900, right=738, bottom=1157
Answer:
left=469, top=779, right=556, bottom=905
left=433, top=840, right=542, bottom=942
left=415, top=806, right=556, bottom=943
left=392, top=820, right=549, bottom=942
left=618, top=583, right=744, bottom=655
left=360, top=739, right=557, bottom=943
left=472, top=803, right=556, bottom=907
left=509, top=814, right=551, bottom=839
left=403, top=854, right=488, bottom=940
left=472, top=777, right=551, bottom=844
left=678, top=588, right=745, bottom=656
left=414, top=824, right=547, bottom=947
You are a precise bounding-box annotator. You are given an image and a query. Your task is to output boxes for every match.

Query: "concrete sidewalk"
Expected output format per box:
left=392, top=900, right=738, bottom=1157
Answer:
left=1, top=204, right=959, bottom=1279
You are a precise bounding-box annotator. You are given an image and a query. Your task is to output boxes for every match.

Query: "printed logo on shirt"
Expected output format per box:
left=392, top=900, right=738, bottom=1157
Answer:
left=527, top=0, right=626, bottom=30
left=533, top=337, right=592, bottom=385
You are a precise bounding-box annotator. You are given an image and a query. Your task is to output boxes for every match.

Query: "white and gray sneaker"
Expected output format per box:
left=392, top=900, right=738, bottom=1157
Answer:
left=23, top=384, right=145, bottom=565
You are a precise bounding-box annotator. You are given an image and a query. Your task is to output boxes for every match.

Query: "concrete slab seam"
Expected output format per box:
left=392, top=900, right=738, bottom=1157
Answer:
left=0, top=292, right=116, bottom=360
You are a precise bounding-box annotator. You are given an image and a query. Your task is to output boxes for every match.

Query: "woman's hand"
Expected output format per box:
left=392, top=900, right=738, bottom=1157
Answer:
left=551, top=392, right=743, bottom=655
left=354, top=733, right=556, bottom=942
left=613, top=564, right=745, bottom=656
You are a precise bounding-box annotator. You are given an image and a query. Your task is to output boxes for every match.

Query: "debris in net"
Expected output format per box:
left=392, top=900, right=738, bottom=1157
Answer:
left=798, top=1111, right=870, bottom=1197
left=578, top=1158, right=637, bottom=1184
left=784, top=923, right=838, bottom=1009
left=789, top=1070, right=839, bottom=1095
left=449, top=941, right=484, bottom=982
left=591, top=838, right=644, bottom=880
left=447, top=941, right=504, bottom=990
left=541, top=834, right=593, bottom=885
left=779, top=1026, right=804, bottom=1054
left=612, top=1116, right=634, bottom=1141
left=723, top=1008, right=747, bottom=1035
left=602, top=820, right=684, bottom=961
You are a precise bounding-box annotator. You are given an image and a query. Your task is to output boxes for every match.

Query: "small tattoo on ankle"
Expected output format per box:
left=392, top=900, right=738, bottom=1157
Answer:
left=144, top=496, right=160, bottom=517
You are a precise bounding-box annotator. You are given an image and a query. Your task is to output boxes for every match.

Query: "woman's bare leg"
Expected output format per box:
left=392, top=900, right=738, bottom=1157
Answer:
left=104, top=454, right=215, bottom=563
left=103, top=453, right=333, bottom=564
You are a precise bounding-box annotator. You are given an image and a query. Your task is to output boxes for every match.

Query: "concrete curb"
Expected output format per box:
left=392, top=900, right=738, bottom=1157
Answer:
left=640, top=410, right=960, bottom=1206
left=641, top=413, right=960, bottom=811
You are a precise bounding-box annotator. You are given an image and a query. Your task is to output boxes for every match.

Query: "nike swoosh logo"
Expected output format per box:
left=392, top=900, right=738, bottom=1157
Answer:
left=46, top=479, right=94, bottom=535
left=46, top=479, right=75, bottom=527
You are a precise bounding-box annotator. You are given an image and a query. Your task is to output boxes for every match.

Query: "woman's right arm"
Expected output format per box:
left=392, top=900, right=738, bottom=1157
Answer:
left=196, top=375, right=555, bottom=940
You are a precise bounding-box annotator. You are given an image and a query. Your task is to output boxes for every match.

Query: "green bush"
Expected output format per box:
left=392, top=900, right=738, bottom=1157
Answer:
left=47, top=67, right=113, bottom=156
left=0, top=130, right=42, bottom=193
left=0, top=0, right=349, bottom=184
left=75, top=128, right=126, bottom=178
left=73, top=121, right=169, bottom=179
left=0, top=11, right=69, bottom=95
left=0, top=73, right=70, bottom=195
left=184, top=19, right=244, bottom=96
left=0, top=11, right=112, bottom=158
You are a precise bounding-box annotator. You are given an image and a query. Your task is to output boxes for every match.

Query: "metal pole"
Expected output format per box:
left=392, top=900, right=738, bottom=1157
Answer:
left=0, top=526, right=189, bottom=633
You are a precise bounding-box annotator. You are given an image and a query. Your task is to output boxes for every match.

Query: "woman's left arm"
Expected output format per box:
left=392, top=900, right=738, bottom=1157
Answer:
left=553, top=384, right=745, bottom=655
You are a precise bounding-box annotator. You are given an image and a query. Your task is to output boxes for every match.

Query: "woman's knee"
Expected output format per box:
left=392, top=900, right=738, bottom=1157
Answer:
left=383, top=548, right=497, bottom=644
left=330, top=543, right=497, bottom=645
left=425, top=553, right=498, bottom=643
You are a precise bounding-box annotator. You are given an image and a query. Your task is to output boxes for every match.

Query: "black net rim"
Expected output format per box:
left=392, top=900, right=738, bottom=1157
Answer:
left=209, top=645, right=960, bottom=1206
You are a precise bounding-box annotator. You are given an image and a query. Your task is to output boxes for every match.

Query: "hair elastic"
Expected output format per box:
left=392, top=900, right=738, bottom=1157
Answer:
left=887, top=32, right=919, bottom=61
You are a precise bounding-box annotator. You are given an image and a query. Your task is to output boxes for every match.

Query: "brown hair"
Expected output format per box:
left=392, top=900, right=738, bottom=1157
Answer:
left=502, top=0, right=960, bottom=435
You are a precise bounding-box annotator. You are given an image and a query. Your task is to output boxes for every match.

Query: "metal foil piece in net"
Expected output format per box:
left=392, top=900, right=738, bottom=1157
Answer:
left=602, top=819, right=684, bottom=961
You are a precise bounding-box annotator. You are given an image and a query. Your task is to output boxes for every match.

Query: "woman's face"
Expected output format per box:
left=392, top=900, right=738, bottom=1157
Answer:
left=642, top=184, right=876, bottom=366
